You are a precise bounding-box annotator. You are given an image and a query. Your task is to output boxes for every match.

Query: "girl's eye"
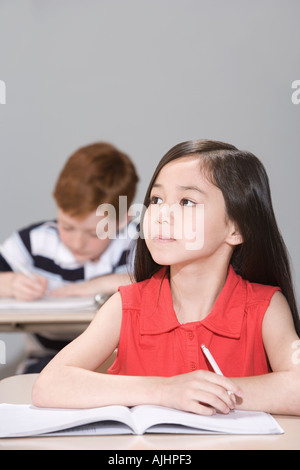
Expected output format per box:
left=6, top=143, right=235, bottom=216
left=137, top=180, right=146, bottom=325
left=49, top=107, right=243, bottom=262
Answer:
left=150, top=196, right=163, bottom=205
left=181, top=199, right=195, bottom=207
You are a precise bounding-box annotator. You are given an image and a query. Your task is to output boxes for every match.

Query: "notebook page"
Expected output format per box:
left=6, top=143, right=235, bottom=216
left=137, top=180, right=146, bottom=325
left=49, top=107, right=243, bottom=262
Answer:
left=0, top=404, right=135, bottom=438
left=131, top=405, right=284, bottom=435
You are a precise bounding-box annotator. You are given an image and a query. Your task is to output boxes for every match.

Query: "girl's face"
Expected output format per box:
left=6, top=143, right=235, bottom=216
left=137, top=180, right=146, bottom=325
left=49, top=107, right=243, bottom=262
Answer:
left=143, top=156, right=240, bottom=269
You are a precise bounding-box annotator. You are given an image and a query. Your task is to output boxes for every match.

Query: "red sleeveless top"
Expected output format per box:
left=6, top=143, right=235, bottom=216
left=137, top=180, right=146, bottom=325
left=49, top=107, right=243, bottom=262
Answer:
left=108, top=266, right=280, bottom=377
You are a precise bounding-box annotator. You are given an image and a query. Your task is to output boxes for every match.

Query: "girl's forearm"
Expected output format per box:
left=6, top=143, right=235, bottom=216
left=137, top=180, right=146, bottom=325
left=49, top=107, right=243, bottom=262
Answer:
left=32, top=366, right=163, bottom=409
left=32, top=367, right=242, bottom=415
left=232, top=370, right=300, bottom=416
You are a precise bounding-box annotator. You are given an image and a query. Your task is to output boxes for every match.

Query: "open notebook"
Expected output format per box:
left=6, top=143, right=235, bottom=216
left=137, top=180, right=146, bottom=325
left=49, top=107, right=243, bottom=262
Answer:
left=0, top=403, right=284, bottom=437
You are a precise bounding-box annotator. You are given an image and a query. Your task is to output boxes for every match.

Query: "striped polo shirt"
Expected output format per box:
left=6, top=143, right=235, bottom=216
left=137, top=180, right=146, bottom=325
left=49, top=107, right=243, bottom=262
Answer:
left=0, top=220, right=136, bottom=290
left=0, top=220, right=137, bottom=363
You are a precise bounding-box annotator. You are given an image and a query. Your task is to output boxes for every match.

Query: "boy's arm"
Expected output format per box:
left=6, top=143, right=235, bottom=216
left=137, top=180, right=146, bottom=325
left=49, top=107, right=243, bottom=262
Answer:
left=0, top=272, right=15, bottom=297
left=0, top=246, right=15, bottom=296
left=232, top=291, right=300, bottom=415
left=50, top=272, right=132, bottom=297
left=0, top=231, right=47, bottom=299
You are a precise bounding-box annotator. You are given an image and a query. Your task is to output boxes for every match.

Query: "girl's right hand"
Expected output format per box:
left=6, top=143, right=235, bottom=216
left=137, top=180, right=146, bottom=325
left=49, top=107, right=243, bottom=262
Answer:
left=161, top=370, right=243, bottom=415
left=11, top=273, right=48, bottom=301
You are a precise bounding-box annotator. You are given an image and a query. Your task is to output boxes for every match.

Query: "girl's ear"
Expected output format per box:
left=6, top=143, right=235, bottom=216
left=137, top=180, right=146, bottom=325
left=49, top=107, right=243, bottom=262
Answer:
left=227, top=222, right=243, bottom=246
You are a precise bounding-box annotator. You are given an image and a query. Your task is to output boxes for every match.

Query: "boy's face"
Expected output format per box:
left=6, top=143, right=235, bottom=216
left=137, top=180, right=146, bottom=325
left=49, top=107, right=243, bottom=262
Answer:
left=57, top=209, right=112, bottom=263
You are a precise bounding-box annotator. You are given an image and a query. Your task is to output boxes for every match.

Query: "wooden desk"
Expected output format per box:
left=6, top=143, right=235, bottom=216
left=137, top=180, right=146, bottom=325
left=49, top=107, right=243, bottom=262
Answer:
left=0, top=308, right=96, bottom=333
left=0, top=374, right=299, bottom=450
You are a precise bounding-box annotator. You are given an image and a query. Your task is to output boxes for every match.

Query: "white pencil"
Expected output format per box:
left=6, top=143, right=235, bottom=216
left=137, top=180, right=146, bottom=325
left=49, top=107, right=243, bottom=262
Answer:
left=0, top=246, right=36, bottom=281
left=201, top=344, right=235, bottom=400
left=10, top=260, right=37, bottom=281
left=201, top=344, right=223, bottom=375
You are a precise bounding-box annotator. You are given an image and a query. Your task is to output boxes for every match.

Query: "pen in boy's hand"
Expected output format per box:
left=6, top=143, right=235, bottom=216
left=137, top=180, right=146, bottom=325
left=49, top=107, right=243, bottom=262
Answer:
left=15, top=264, right=37, bottom=281
left=0, top=246, right=37, bottom=281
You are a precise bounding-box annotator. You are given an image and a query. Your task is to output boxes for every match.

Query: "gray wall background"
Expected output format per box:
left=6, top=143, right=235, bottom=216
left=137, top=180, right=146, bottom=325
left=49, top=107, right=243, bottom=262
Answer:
left=0, top=0, right=299, bottom=378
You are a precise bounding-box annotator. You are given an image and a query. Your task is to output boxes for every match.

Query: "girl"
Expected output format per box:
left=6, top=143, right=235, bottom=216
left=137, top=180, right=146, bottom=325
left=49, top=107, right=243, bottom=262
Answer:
left=32, top=140, right=300, bottom=416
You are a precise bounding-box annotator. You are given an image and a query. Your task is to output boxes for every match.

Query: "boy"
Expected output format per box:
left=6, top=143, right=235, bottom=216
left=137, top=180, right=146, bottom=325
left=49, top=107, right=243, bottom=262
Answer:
left=0, top=142, right=139, bottom=372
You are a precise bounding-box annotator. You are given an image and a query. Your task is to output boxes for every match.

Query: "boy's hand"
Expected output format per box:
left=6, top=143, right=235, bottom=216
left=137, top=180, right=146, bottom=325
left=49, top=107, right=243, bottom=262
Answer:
left=161, top=370, right=243, bottom=415
left=11, top=273, right=48, bottom=301
left=50, top=282, right=87, bottom=298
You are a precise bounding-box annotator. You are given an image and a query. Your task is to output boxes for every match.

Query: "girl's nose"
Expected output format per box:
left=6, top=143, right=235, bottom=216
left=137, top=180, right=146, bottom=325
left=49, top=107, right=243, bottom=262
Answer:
left=157, top=203, right=171, bottom=224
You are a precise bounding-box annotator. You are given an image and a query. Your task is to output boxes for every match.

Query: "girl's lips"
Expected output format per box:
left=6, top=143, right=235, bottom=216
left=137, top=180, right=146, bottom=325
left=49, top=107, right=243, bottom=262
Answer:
left=153, top=235, right=176, bottom=243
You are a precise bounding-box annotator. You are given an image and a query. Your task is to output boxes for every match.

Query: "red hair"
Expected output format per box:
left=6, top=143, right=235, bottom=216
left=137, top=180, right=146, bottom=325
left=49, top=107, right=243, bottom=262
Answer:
left=53, top=142, right=139, bottom=219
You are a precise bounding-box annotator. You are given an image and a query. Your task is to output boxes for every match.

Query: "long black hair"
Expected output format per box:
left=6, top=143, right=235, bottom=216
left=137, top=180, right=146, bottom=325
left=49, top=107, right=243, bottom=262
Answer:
left=134, top=139, right=300, bottom=334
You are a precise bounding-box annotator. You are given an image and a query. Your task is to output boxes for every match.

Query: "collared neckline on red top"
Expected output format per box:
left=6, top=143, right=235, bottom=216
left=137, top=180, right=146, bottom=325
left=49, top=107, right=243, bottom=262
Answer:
left=140, top=265, right=247, bottom=339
